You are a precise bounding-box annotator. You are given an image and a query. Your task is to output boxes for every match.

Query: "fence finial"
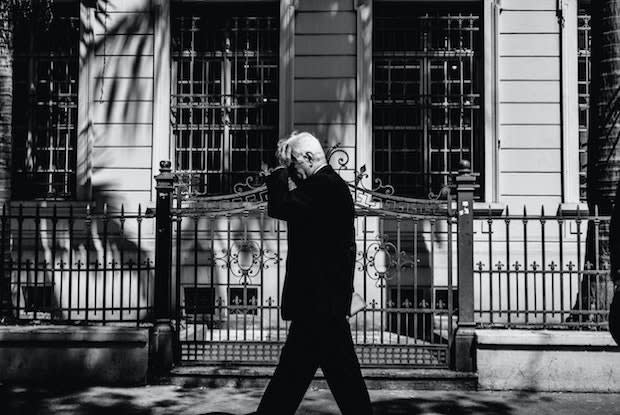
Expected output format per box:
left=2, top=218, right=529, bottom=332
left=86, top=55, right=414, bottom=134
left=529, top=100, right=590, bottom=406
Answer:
left=160, top=160, right=172, bottom=172
left=458, top=159, right=471, bottom=174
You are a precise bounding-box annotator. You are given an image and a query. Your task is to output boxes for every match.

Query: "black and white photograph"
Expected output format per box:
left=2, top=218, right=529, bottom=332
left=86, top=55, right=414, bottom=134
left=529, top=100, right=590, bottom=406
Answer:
left=1, top=0, right=620, bottom=414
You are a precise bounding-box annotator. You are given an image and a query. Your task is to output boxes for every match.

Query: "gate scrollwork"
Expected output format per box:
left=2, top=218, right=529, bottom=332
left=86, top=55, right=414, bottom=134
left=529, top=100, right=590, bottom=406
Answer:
left=214, top=240, right=280, bottom=284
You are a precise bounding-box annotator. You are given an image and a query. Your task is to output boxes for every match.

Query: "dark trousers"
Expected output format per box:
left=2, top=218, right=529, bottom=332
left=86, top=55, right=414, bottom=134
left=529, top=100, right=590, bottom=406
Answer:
left=256, top=316, right=372, bottom=415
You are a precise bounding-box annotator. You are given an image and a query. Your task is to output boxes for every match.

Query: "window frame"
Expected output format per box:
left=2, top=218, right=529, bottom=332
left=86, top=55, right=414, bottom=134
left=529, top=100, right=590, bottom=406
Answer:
left=10, top=0, right=81, bottom=201
left=364, top=0, right=486, bottom=200
left=165, top=0, right=289, bottom=197
left=575, top=0, right=591, bottom=203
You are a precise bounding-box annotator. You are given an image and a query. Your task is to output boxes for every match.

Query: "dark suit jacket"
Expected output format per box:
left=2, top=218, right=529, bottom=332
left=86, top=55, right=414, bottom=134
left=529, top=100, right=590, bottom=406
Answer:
left=266, top=165, right=356, bottom=321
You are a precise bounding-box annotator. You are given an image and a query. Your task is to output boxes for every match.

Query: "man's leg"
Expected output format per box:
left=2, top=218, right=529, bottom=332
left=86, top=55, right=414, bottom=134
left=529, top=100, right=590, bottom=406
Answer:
left=320, top=318, right=373, bottom=415
left=256, top=320, right=319, bottom=414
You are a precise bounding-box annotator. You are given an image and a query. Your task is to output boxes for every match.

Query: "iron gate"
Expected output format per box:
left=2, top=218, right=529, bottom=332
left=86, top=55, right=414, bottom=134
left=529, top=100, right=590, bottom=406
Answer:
left=171, top=172, right=458, bottom=368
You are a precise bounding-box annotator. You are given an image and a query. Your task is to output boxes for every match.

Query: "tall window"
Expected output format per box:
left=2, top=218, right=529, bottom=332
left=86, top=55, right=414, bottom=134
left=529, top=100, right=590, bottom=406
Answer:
left=171, top=4, right=279, bottom=195
left=578, top=6, right=591, bottom=201
left=373, top=4, right=482, bottom=198
left=12, top=4, right=79, bottom=199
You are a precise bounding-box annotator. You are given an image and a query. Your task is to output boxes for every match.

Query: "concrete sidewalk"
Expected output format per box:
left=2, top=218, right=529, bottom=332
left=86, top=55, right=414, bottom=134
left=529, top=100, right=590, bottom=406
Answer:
left=2, top=384, right=620, bottom=415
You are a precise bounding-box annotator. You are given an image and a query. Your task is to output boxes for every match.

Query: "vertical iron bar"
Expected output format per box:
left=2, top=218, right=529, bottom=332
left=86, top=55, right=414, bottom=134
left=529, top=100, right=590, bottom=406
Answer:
left=175, top=215, right=182, bottom=357
left=505, top=206, right=510, bottom=323
left=259, top=207, right=265, bottom=342
left=210, top=215, right=215, bottom=342
left=396, top=216, right=402, bottom=344
left=0, top=205, right=7, bottom=317
left=413, top=217, right=418, bottom=345
left=430, top=217, right=436, bottom=343
left=487, top=209, right=493, bottom=323
left=33, top=205, right=40, bottom=321
left=137, top=204, right=143, bottom=326
left=276, top=219, right=281, bottom=341
left=559, top=215, right=564, bottom=321
left=380, top=215, right=385, bottom=344
left=226, top=213, right=231, bottom=357
left=243, top=210, right=249, bottom=342
left=523, top=206, right=529, bottom=323
left=51, top=205, right=58, bottom=319
left=94, top=258, right=100, bottom=317
left=102, top=204, right=108, bottom=322
left=174, top=214, right=183, bottom=360
left=576, top=207, right=583, bottom=322
left=363, top=214, right=368, bottom=344
left=447, top=197, right=454, bottom=363
left=193, top=215, right=199, bottom=356
left=594, top=205, right=601, bottom=324
left=120, top=206, right=125, bottom=321
left=85, top=204, right=91, bottom=322
left=541, top=206, right=547, bottom=326
left=67, top=205, right=73, bottom=321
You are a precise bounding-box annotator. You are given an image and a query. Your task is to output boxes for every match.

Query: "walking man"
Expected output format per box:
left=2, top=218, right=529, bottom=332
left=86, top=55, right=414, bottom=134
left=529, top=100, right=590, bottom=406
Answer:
left=254, top=132, right=372, bottom=414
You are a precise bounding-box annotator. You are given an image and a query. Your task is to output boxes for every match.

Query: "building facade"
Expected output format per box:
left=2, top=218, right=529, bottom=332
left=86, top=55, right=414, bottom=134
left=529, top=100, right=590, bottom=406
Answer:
left=11, top=0, right=592, bottom=210
left=6, top=0, right=603, bottom=367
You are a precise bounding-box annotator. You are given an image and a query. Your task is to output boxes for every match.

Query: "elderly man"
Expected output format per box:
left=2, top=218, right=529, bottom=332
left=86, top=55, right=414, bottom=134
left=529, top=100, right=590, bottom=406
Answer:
left=254, top=132, right=372, bottom=414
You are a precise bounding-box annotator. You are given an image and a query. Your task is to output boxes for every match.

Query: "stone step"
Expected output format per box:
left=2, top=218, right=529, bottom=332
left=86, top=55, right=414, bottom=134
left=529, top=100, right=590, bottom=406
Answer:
left=162, top=365, right=478, bottom=391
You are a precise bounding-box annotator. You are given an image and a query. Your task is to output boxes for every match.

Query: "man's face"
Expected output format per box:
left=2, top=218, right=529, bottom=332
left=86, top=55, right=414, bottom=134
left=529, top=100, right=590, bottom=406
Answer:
left=289, top=152, right=313, bottom=181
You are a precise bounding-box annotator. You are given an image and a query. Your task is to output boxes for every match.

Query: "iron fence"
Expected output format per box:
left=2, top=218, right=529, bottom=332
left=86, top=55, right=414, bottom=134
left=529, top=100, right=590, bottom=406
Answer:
left=473, top=206, right=613, bottom=330
left=0, top=204, right=156, bottom=325
left=2, top=159, right=615, bottom=373
left=170, top=179, right=458, bottom=367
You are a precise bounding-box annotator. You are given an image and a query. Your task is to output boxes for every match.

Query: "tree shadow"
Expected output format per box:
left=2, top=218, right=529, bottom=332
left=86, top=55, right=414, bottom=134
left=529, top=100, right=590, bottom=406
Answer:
left=373, top=396, right=513, bottom=415
left=2, top=385, right=569, bottom=415
left=4, top=182, right=155, bottom=323
left=0, top=385, right=152, bottom=415
left=299, top=393, right=518, bottom=415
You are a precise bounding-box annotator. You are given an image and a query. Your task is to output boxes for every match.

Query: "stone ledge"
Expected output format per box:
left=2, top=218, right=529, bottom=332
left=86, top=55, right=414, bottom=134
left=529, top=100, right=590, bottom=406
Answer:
left=167, top=366, right=478, bottom=391
left=0, top=326, right=148, bottom=344
left=0, top=325, right=150, bottom=385
left=476, top=329, right=617, bottom=347
left=476, top=329, right=620, bottom=392
left=172, top=366, right=476, bottom=379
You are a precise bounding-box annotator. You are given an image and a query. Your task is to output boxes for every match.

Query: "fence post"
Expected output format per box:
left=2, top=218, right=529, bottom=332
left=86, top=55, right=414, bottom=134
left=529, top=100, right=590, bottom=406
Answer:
left=455, top=160, right=476, bottom=372
left=151, top=160, right=175, bottom=376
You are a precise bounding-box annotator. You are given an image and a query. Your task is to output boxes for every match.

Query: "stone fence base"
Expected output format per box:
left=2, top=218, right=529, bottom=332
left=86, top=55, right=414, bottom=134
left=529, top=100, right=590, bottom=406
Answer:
left=0, top=326, right=151, bottom=385
left=476, top=329, right=620, bottom=392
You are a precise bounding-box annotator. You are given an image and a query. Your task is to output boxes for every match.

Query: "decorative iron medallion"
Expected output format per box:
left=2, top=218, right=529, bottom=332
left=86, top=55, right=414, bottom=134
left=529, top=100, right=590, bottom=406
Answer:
left=214, top=240, right=280, bottom=284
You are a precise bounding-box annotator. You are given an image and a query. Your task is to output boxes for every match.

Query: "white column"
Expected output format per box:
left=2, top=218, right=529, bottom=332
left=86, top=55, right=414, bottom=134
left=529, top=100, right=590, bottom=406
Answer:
left=561, top=0, right=580, bottom=204
left=356, top=0, right=372, bottom=189
left=152, top=0, right=171, bottom=202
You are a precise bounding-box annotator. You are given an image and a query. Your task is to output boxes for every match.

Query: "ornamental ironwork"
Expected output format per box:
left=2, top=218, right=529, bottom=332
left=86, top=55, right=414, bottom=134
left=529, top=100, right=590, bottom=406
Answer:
left=173, top=141, right=455, bottom=218
left=213, top=239, right=280, bottom=284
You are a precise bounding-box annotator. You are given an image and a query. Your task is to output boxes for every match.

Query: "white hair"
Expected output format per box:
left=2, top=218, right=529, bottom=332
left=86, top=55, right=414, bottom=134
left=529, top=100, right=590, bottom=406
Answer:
left=286, top=132, right=327, bottom=163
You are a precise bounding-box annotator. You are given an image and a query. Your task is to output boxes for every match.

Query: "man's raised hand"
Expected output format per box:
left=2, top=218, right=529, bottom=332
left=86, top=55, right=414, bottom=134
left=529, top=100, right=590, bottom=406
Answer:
left=277, top=138, right=291, bottom=167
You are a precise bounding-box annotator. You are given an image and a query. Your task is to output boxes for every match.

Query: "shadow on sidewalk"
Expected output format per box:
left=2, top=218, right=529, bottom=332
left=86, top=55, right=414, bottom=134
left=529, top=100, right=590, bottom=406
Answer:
left=294, top=394, right=516, bottom=415
left=370, top=396, right=514, bottom=415
left=0, top=386, right=151, bottom=415
left=0, top=385, right=523, bottom=415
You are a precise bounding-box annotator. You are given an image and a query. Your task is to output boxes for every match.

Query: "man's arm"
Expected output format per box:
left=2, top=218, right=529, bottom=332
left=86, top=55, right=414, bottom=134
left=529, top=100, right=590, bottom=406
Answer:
left=266, top=168, right=323, bottom=221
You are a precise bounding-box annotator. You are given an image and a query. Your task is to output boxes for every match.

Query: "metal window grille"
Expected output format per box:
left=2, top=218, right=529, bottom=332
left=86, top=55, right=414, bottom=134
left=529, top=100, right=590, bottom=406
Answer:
left=373, top=5, right=482, bottom=198
left=578, top=7, right=591, bottom=202
left=171, top=4, right=279, bottom=196
left=12, top=5, right=79, bottom=200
